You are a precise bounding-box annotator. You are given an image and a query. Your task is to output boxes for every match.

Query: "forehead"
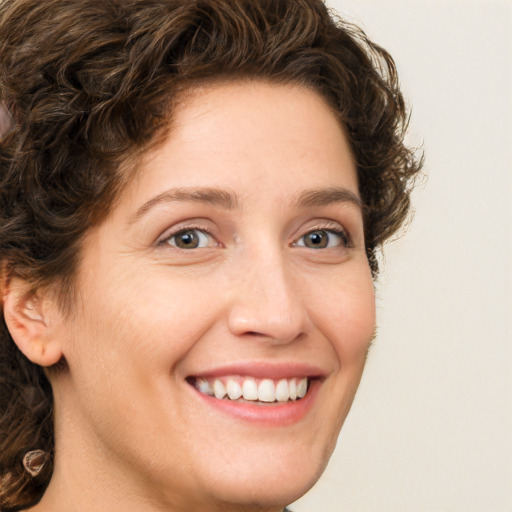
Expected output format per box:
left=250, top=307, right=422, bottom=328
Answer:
left=122, top=80, right=358, bottom=210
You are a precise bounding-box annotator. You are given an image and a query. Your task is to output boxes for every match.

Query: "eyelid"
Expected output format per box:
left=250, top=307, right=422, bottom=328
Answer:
left=293, top=221, right=351, bottom=248
left=156, top=223, right=219, bottom=249
left=154, top=219, right=352, bottom=250
left=295, top=229, right=349, bottom=249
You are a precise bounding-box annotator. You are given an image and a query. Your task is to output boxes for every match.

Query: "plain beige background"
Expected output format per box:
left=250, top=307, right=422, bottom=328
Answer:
left=291, top=1, right=512, bottom=511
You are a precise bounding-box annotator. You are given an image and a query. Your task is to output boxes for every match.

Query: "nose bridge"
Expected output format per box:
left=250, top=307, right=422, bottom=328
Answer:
left=227, top=243, right=309, bottom=343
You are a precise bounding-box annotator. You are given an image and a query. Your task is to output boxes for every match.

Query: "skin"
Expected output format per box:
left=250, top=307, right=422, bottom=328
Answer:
left=14, top=81, right=376, bottom=512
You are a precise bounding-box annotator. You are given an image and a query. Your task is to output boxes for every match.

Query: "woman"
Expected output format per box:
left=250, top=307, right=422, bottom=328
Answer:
left=0, top=0, right=421, bottom=511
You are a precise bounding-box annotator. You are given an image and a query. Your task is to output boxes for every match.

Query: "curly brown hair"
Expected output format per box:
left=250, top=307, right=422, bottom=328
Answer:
left=0, top=0, right=422, bottom=509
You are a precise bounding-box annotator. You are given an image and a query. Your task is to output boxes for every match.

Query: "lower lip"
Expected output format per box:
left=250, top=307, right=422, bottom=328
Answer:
left=189, top=380, right=320, bottom=426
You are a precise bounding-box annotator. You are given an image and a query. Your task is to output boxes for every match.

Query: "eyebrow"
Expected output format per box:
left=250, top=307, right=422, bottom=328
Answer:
left=295, top=187, right=363, bottom=210
left=133, top=187, right=239, bottom=221
left=132, top=185, right=362, bottom=222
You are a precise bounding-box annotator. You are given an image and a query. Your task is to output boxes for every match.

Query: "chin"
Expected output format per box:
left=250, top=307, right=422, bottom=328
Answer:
left=201, top=472, right=322, bottom=511
left=188, top=438, right=333, bottom=511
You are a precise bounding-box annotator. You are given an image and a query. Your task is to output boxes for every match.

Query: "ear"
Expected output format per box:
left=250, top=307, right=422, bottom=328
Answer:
left=2, top=277, right=63, bottom=367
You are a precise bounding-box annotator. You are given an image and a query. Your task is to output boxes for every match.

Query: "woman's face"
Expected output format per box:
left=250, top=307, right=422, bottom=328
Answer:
left=54, top=81, right=375, bottom=511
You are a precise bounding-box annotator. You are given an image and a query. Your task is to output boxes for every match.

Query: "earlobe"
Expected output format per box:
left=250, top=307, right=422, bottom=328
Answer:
left=2, top=277, right=63, bottom=367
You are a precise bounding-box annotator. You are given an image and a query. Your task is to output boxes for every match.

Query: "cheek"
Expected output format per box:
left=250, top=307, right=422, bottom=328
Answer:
left=60, top=274, right=211, bottom=448
left=72, top=267, right=219, bottom=377
left=311, top=267, right=376, bottom=362
left=300, top=266, right=375, bottom=461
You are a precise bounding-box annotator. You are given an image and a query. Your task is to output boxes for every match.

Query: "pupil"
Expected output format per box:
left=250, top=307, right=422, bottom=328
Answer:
left=177, top=231, right=198, bottom=248
left=311, top=233, right=322, bottom=244
left=307, top=231, right=327, bottom=248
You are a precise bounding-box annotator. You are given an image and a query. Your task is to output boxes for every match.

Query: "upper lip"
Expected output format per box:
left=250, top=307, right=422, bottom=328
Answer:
left=187, top=362, right=327, bottom=380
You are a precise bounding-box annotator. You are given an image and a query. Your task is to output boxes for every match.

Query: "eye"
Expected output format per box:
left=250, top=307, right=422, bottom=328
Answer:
left=296, top=229, right=349, bottom=249
left=163, top=229, right=214, bottom=249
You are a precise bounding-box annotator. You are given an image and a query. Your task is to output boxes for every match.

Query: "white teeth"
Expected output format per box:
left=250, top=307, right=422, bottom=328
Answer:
left=242, top=378, right=258, bottom=400
left=297, top=378, right=308, bottom=398
left=213, top=379, right=226, bottom=399
left=195, top=376, right=310, bottom=402
left=226, top=379, right=242, bottom=400
left=197, top=378, right=213, bottom=396
left=275, top=379, right=289, bottom=402
left=258, top=379, right=276, bottom=402
left=289, top=378, right=297, bottom=400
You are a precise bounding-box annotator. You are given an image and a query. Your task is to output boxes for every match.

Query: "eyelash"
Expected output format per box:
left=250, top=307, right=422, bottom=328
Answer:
left=294, top=227, right=350, bottom=250
left=158, top=225, right=216, bottom=250
left=158, top=224, right=351, bottom=250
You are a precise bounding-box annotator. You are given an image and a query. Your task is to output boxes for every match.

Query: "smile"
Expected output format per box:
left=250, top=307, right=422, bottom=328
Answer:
left=189, top=376, right=310, bottom=404
left=186, top=364, right=324, bottom=425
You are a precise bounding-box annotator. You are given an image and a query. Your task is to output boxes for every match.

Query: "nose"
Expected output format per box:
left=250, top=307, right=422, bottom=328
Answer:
left=226, top=248, right=311, bottom=345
